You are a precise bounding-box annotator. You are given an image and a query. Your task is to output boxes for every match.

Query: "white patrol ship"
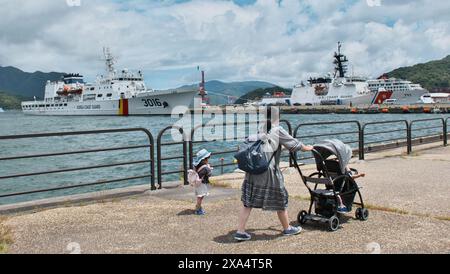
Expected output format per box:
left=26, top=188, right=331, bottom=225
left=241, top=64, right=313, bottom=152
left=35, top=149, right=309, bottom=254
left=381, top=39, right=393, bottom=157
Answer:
left=21, top=48, right=197, bottom=116
left=290, top=42, right=373, bottom=106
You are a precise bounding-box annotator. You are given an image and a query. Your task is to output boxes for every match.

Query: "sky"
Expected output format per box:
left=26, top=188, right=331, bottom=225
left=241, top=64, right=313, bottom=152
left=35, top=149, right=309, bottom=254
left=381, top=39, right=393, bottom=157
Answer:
left=0, top=0, right=449, bottom=89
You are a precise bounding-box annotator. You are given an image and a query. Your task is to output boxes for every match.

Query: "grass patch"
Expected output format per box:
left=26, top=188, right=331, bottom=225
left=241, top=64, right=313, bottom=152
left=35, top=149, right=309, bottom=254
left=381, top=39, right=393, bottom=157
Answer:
left=210, top=180, right=233, bottom=189
left=290, top=197, right=450, bottom=222
left=0, top=216, right=13, bottom=253
left=364, top=204, right=409, bottom=215
left=435, top=216, right=450, bottom=222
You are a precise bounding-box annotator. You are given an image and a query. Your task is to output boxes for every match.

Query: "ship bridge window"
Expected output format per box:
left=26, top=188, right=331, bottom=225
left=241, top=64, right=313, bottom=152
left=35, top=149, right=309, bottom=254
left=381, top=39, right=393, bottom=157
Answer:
left=107, top=93, right=112, bottom=97
left=83, top=94, right=96, bottom=101
left=97, top=94, right=103, bottom=98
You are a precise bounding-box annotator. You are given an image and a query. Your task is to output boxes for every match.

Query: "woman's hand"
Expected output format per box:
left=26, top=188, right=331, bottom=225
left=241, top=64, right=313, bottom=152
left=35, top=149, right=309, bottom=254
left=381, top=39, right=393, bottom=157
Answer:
left=301, top=145, right=314, bottom=152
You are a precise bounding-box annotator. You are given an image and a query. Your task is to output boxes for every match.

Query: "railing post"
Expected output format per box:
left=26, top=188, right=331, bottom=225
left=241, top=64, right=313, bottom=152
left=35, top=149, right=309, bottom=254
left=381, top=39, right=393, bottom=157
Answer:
left=157, top=126, right=188, bottom=189
left=280, top=119, right=293, bottom=167
left=146, top=130, right=156, bottom=191
left=443, top=118, right=447, bottom=147
left=156, top=132, right=163, bottom=189
left=359, top=125, right=365, bottom=160
left=407, top=121, right=412, bottom=155
left=182, top=138, right=188, bottom=185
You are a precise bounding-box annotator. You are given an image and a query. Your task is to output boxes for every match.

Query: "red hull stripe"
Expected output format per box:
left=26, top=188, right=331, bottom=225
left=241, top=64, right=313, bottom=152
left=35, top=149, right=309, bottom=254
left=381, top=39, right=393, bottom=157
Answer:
left=123, top=99, right=129, bottom=116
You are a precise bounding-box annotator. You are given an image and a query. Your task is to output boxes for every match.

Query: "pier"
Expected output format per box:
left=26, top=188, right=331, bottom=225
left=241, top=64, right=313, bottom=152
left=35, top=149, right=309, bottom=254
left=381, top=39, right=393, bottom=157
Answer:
left=194, top=104, right=450, bottom=115
left=0, top=116, right=449, bottom=253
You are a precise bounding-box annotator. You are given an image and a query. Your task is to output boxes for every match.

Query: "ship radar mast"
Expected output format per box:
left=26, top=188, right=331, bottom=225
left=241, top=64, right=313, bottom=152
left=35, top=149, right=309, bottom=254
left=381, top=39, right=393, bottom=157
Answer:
left=103, top=47, right=116, bottom=77
left=333, top=42, right=348, bottom=78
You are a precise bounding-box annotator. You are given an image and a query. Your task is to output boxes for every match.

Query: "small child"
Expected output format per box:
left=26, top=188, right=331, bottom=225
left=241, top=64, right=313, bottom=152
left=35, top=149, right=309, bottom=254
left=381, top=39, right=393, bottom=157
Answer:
left=191, top=149, right=213, bottom=216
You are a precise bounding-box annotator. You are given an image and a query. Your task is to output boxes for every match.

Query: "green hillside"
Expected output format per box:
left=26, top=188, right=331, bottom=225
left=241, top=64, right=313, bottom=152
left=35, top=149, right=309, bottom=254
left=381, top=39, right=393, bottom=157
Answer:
left=235, top=86, right=292, bottom=104
left=0, top=66, right=65, bottom=99
left=386, top=55, right=450, bottom=91
left=0, top=91, right=22, bottom=110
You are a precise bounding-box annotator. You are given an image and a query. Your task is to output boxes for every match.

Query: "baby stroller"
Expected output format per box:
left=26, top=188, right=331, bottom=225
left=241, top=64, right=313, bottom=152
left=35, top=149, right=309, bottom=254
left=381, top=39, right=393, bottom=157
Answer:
left=291, top=139, right=369, bottom=231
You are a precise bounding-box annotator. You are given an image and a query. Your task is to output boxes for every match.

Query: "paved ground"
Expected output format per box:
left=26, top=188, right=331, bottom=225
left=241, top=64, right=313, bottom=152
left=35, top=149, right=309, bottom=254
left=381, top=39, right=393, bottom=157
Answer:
left=2, top=144, right=450, bottom=254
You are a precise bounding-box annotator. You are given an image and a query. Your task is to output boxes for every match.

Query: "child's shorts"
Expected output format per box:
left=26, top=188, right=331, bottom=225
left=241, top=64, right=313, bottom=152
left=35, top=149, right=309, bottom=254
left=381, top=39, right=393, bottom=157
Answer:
left=195, top=183, right=210, bottom=198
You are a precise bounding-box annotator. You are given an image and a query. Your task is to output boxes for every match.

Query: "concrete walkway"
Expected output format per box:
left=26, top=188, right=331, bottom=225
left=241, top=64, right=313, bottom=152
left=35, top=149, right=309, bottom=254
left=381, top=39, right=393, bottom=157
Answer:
left=1, top=144, right=450, bottom=254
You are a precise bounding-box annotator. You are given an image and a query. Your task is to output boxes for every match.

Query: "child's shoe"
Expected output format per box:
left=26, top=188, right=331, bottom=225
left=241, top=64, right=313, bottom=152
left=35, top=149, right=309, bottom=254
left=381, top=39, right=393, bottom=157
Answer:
left=195, top=208, right=206, bottom=215
left=337, top=206, right=350, bottom=213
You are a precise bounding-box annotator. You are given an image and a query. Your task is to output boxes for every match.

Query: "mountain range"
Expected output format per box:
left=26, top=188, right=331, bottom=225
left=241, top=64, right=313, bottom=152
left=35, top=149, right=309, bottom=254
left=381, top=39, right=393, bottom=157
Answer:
left=0, top=66, right=65, bottom=99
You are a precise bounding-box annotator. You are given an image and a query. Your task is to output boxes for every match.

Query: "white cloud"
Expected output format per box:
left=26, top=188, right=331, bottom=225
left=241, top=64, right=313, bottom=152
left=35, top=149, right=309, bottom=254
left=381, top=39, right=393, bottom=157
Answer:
left=0, top=0, right=449, bottom=89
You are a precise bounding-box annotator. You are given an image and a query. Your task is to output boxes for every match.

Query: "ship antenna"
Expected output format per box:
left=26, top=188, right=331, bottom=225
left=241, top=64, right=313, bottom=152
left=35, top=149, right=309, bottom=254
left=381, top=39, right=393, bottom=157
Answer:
left=103, top=47, right=116, bottom=77
left=334, top=41, right=348, bottom=78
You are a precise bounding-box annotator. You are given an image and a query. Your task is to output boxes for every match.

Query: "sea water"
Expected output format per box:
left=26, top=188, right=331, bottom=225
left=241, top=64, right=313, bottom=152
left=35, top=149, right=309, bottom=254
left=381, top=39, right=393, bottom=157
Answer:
left=0, top=110, right=448, bottom=205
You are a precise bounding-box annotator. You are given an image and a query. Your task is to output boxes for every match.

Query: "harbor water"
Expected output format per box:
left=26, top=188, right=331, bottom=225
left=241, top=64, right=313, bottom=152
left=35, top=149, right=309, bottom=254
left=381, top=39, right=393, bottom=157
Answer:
left=0, top=110, right=448, bottom=205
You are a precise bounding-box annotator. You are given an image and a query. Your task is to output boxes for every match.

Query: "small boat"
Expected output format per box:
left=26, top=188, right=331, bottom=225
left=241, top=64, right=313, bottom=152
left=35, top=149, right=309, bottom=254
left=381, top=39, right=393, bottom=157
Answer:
left=0, top=107, right=5, bottom=113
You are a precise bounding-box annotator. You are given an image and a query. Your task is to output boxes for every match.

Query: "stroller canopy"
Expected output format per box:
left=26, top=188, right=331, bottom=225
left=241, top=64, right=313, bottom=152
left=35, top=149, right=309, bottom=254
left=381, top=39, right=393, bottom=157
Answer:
left=313, top=139, right=353, bottom=174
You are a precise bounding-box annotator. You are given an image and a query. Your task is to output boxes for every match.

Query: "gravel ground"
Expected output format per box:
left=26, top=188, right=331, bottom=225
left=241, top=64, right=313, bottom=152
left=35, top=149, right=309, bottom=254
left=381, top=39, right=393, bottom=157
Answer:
left=3, top=144, right=450, bottom=254
left=4, top=193, right=450, bottom=254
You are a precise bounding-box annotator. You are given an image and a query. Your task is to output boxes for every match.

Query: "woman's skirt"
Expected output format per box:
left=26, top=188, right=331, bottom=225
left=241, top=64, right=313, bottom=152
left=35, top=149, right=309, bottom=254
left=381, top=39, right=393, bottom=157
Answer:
left=241, top=171, right=289, bottom=211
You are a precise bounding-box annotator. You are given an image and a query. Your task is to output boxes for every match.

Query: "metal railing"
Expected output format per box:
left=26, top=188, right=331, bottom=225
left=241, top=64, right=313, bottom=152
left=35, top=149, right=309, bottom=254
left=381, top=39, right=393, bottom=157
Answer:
left=361, top=120, right=410, bottom=159
left=1, top=116, right=449, bottom=203
left=189, top=119, right=263, bottom=175
left=0, top=128, right=155, bottom=199
left=156, top=126, right=188, bottom=188
left=188, top=119, right=293, bottom=178
left=409, top=118, right=446, bottom=151
left=294, top=121, right=362, bottom=161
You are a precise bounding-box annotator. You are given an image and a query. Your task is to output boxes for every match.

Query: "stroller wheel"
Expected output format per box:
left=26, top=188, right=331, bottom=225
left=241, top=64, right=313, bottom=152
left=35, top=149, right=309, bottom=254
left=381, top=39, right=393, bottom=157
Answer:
left=356, top=208, right=369, bottom=221
left=329, top=216, right=340, bottom=232
left=297, top=211, right=308, bottom=225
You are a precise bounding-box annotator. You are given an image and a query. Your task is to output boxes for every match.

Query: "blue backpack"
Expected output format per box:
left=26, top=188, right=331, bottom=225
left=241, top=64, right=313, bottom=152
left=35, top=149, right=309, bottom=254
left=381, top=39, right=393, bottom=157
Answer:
left=234, top=139, right=278, bottom=175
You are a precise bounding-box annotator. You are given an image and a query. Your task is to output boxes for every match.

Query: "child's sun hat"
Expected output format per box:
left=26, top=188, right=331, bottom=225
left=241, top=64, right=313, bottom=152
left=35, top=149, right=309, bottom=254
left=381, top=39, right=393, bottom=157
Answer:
left=193, top=149, right=212, bottom=167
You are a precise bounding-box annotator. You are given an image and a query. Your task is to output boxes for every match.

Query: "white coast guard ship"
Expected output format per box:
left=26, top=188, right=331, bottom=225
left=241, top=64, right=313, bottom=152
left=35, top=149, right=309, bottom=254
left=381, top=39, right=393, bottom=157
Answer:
left=21, top=48, right=197, bottom=116
left=290, top=42, right=373, bottom=106
left=366, top=75, right=429, bottom=105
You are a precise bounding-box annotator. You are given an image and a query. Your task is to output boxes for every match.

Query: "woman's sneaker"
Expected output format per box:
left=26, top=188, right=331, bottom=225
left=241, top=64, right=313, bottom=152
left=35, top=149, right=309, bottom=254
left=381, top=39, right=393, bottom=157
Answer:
left=283, top=226, right=302, bottom=236
left=234, top=232, right=252, bottom=242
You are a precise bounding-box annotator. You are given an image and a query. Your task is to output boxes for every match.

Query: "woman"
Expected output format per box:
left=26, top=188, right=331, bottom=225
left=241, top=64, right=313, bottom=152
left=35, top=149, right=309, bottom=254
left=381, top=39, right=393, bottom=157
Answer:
left=235, top=108, right=314, bottom=241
